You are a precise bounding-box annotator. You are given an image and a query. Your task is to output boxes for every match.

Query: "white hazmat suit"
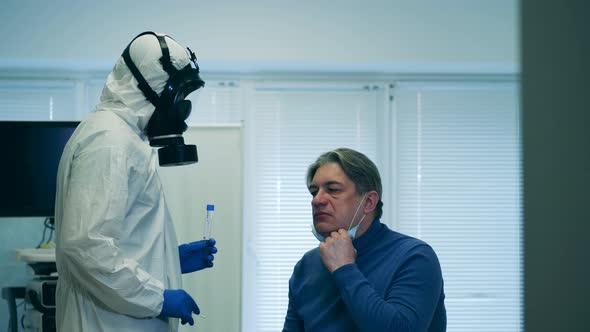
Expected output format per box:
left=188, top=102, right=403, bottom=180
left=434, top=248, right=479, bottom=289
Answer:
left=54, top=34, right=191, bottom=331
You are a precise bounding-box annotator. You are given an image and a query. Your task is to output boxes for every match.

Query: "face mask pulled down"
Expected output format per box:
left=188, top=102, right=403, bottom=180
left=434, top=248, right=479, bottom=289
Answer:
left=311, top=193, right=367, bottom=242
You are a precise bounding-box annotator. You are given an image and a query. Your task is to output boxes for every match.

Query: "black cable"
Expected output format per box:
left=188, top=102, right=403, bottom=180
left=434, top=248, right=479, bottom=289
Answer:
left=37, top=224, right=48, bottom=248
left=37, top=217, right=55, bottom=248
left=7, top=300, right=25, bottom=332
left=44, top=217, right=55, bottom=230
left=47, top=228, right=54, bottom=242
left=20, top=302, right=29, bottom=330
left=46, top=217, right=54, bottom=242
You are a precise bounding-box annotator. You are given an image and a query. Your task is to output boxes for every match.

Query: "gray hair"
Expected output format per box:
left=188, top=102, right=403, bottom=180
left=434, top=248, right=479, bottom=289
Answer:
left=306, top=148, right=383, bottom=219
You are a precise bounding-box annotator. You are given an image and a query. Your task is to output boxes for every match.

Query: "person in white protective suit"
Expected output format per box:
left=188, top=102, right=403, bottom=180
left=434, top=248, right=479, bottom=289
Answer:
left=54, top=31, right=217, bottom=331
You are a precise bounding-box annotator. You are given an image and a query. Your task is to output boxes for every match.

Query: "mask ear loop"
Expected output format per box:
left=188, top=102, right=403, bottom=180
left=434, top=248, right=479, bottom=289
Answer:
left=348, top=193, right=368, bottom=232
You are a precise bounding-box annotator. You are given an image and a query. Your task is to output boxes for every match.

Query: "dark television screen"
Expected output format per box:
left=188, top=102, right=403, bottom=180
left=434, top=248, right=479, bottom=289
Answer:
left=0, top=121, right=79, bottom=217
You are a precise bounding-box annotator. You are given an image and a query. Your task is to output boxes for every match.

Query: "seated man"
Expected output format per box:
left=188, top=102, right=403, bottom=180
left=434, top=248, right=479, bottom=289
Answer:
left=283, top=148, right=446, bottom=332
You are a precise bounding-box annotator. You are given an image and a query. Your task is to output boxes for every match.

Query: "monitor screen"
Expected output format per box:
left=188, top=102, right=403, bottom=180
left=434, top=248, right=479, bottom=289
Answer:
left=0, top=121, right=79, bottom=217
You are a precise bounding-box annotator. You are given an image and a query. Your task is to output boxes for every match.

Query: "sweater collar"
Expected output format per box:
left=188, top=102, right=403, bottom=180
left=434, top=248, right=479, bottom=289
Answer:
left=352, top=218, right=383, bottom=252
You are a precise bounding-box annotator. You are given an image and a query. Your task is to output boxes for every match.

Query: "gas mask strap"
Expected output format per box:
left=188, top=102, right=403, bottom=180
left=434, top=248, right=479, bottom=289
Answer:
left=122, top=41, right=160, bottom=108
left=186, top=47, right=201, bottom=72
left=156, top=34, right=177, bottom=76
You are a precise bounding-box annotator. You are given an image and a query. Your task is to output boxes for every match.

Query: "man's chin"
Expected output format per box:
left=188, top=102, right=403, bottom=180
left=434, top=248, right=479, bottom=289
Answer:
left=314, top=222, right=336, bottom=236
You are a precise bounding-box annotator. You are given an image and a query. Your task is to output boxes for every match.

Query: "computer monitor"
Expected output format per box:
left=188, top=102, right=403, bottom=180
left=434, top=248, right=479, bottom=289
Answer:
left=0, top=121, right=79, bottom=217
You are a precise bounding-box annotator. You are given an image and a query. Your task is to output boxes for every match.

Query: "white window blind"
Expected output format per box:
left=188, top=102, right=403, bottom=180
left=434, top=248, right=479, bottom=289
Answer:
left=0, top=77, right=243, bottom=124
left=188, top=80, right=243, bottom=125
left=0, top=80, right=77, bottom=121
left=87, top=78, right=244, bottom=125
left=393, top=82, right=522, bottom=332
left=243, top=83, right=382, bottom=332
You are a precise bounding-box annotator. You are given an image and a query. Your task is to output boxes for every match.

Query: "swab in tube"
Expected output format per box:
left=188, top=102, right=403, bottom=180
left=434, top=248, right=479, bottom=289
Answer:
left=203, top=204, right=214, bottom=240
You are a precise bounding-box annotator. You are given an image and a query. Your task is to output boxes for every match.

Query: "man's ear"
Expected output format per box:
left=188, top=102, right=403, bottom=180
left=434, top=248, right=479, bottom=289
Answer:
left=363, top=191, right=379, bottom=214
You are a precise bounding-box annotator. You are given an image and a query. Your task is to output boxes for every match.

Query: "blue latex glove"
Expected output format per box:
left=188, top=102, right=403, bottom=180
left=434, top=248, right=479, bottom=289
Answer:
left=179, top=238, right=218, bottom=274
left=160, top=289, right=200, bottom=326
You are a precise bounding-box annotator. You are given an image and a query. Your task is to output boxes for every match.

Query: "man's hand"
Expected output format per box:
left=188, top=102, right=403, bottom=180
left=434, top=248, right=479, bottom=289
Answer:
left=319, top=229, right=356, bottom=273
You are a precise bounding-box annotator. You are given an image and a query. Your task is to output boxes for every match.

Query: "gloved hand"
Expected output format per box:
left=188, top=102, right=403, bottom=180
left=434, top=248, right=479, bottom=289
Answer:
left=160, top=289, right=200, bottom=326
left=179, top=238, right=218, bottom=274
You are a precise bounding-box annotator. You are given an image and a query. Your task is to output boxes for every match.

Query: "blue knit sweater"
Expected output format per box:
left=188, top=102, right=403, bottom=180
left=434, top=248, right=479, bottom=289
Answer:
left=282, top=220, right=446, bottom=332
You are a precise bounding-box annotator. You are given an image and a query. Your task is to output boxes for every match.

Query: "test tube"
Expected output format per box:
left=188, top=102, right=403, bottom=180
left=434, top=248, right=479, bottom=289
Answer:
left=203, top=204, right=214, bottom=240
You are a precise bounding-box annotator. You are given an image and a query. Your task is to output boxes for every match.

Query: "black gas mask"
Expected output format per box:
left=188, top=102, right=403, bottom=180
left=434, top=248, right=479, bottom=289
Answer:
left=122, top=31, right=205, bottom=166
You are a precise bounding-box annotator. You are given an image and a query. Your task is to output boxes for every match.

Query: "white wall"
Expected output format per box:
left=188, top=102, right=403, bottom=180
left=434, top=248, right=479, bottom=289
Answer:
left=159, top=126, right=243, bottom=332
left=0, top=0, right=518, bottom=73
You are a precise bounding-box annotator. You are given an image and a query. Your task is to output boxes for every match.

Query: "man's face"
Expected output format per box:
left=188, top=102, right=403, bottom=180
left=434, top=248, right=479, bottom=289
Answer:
left=309, top=162, right=364, bottom=236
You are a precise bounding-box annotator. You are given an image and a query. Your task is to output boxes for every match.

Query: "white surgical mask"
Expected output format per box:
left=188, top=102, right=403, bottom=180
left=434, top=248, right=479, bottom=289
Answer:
left=311, top=193, right=367, bottom=242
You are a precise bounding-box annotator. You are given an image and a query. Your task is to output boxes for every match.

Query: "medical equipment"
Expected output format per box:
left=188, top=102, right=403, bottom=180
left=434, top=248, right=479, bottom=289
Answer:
left=2, top=248, right=58, bottom=332
left=203, top=204, right=214, bottom=240
left=23, top=278, right=57, bottom=332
